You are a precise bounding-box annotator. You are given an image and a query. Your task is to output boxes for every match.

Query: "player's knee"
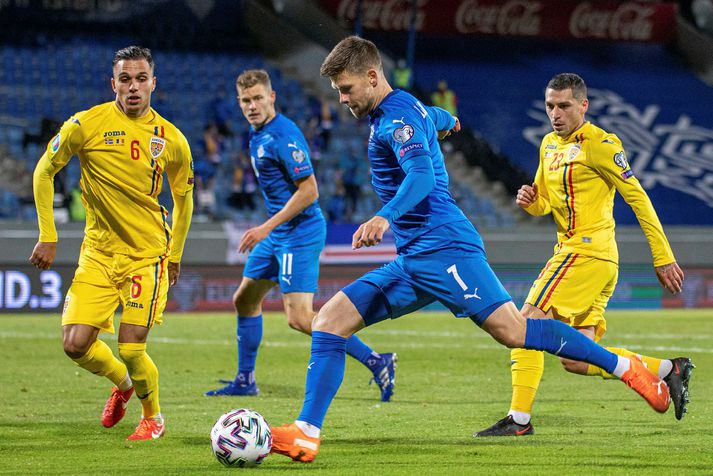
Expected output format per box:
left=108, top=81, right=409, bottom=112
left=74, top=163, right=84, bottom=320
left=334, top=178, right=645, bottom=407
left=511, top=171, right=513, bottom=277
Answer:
left=234, top=290, right=260, bottom=316
left=232, top=289, right=241, bottom=311
left=311, top=311, right=325, bottom=331
left=484, top=324, right=526, bottom=349
left=63, top=337, right=92, bottom=359
left=233, top=288, right=247, bottom=313
left=286, top=311, right=312, bottom=334
left=311, top=309, right=332, bottom=333
left=499, top=334, right=525, bottom=349
left=64, top=342, right=90, bottom=360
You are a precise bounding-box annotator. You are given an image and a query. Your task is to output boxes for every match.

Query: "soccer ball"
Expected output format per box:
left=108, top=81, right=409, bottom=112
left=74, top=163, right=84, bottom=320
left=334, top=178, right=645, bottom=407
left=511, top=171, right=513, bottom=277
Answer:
left=210, top=408, right=272, bottom=467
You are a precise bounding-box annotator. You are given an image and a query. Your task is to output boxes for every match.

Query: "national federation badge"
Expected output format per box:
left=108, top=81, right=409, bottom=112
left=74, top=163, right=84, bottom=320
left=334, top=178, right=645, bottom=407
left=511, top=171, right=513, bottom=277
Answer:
left=149, top=137, right=166, bottom=158
left=567, top=144, right=581, bottom=162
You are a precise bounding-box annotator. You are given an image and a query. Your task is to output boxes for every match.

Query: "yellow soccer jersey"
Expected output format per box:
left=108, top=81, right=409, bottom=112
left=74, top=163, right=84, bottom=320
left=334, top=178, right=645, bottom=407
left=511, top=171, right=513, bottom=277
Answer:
left=34, top=102, right=194, bottom=259
left=525, top=121, right=675, bottom=266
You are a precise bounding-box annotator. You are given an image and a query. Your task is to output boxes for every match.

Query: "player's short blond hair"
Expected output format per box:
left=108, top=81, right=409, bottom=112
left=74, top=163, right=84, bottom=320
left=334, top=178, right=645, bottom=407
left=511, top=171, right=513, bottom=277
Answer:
left=320, top=36, right=382, bottom=79
left=236, top=69, right=272, bottom=91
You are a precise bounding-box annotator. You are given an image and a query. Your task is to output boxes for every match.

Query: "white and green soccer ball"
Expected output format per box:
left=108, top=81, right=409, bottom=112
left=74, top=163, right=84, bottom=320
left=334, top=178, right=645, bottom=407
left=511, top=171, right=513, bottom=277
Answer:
left=210, top=409, right=272, bottom=467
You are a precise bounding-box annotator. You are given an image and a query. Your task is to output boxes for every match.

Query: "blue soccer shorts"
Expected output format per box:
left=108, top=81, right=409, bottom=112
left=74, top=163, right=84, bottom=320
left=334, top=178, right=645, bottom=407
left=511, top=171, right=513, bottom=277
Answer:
left=242, top=227, right=325, bottom=294
left=343, top=245, right=512, bottom=326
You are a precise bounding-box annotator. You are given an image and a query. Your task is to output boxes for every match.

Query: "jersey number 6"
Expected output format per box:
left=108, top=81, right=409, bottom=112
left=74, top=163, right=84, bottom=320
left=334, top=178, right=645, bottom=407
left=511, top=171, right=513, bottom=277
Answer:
left=130, top=140, right=141, bottom=160
left=130, top=275, right=143, bottom=298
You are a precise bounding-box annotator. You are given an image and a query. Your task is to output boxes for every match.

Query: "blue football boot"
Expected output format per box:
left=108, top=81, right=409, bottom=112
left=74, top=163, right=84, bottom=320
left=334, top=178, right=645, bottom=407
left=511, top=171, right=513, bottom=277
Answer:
left=368, top=353, right=397, bottom=402
left=205, top=372, right=259, bottom=396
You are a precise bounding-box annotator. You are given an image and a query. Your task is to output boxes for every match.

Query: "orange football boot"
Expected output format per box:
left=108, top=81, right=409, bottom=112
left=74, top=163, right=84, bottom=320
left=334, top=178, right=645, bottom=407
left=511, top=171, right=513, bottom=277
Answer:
left=270, top=423, right=320, bottom=462
left=621, top=356, right=671, bottom=413
left=101, top=387, right=134, bottom=428
left=126, top=416, right=165, bottom=441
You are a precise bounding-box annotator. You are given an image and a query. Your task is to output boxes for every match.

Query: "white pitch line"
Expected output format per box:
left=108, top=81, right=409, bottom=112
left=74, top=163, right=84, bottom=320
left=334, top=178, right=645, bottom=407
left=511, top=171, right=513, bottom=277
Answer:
left=1, top=331, right=711, bottom=354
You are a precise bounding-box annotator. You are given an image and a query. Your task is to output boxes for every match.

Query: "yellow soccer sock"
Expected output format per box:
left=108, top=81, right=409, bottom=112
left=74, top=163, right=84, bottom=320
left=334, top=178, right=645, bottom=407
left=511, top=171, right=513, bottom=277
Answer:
left=118, top=342, right=160, bottom=419
left=72, top=338, right=129, bottom=387
left=587, top=347, right=664, bottom=379
left=510, top=348, right=544, bottom=414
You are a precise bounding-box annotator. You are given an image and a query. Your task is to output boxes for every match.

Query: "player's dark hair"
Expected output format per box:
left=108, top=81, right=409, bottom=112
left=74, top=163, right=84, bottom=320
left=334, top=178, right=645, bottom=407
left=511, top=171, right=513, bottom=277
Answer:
left=236, top=69, right=272, bottom=92
left=112, top=46, right=154, bottom=70
left=547, top=73, right=587, bottom=100
left=320, top=35, right=382, bottom=78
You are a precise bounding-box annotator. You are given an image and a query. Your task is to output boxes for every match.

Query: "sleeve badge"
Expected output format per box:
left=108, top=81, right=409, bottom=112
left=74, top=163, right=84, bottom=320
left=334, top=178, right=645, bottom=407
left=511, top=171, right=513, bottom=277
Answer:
left=291, top=149, right=306, bottom=163
left=50, top=133, right=61, bottom=155
left=613, top=151, right=628, bottom=169
left=393, top=124, right=414, bottom=144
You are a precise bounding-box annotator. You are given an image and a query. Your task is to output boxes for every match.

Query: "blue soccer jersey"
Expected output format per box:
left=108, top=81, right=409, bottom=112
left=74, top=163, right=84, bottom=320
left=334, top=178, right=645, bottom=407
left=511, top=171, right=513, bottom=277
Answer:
left=368, top=90, right=468, bottom=252
left=248, top=114, right=325, bottom=235
left=343, top=89, right=512, bottom=325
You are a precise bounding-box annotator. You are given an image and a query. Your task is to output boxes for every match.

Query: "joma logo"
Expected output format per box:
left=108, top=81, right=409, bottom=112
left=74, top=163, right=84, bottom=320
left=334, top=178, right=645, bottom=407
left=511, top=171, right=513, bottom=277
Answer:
left=103, top=130, right=126, bottom=137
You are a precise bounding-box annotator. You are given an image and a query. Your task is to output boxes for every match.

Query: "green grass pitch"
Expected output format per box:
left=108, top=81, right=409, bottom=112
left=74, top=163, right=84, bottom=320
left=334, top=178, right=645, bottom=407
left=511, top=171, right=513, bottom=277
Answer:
left=1, top=310, right=711, bottom=475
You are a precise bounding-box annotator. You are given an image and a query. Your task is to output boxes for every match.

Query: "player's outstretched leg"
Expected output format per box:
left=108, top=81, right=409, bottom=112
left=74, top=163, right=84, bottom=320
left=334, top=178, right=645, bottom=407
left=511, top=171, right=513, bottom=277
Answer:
left=664, top=357, right=694, bottom=420
left=270, top=423, right=321, bottom=462
left=102, top=387, right=135, bottom=428
left=534, top=319, right=671, bottom=412
left=491, top=313, right=672, bottom=413
left=473, top=415, right=534, bottom=437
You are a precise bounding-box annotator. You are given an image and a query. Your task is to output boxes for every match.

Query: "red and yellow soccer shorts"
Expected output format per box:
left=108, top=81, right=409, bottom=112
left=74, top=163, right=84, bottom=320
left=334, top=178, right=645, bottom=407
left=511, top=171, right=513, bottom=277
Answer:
left=62, top=247, right=169, bottom=333
left=525, top=252, right=618, bottom=341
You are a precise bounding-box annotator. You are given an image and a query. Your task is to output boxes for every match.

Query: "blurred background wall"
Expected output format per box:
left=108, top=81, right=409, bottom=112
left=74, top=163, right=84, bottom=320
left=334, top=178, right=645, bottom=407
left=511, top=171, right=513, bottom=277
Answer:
left=1, top=0, right=711, bottom=313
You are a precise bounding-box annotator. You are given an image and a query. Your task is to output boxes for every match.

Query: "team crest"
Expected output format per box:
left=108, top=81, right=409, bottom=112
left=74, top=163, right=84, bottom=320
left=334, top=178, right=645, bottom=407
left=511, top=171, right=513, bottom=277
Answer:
left=149, top=137, right=166, bottom=158
left=257, top=144, right=265, bottom=158
left=567, top=144, right=581, bottom=162
left=292, top=149, right=306, bottom=163
left=393, top=124, right=414, bottom=144
left=613, top=151, right=628, bottom=169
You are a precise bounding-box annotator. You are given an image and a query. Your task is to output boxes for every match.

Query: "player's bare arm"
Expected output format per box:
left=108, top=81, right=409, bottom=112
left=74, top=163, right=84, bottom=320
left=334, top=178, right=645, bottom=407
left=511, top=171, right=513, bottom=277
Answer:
left=655, top=262, right=684, bottom=294
left=239, top=174, right=318, bottom=253
left=352, top=216, right=390, bottom=249
left=29, top=241, right=57, bottom=270
left=516, top=183, right=538, bottom=208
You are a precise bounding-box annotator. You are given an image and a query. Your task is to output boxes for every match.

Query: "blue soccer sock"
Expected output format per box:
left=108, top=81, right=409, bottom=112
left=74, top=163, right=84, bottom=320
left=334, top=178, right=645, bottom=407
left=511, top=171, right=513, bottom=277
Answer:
left=345, top=334, right=378, bottom=366
left=524, top=318, right=618, bottom=374
left=236, top=315, right=262, bottom=383
left=297, top=331, right=347, bottom=429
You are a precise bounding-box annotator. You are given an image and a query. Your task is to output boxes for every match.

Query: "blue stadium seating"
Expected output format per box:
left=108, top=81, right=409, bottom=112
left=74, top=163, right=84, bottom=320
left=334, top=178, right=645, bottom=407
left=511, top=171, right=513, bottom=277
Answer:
left=0, top=39, right=510, bottom=227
